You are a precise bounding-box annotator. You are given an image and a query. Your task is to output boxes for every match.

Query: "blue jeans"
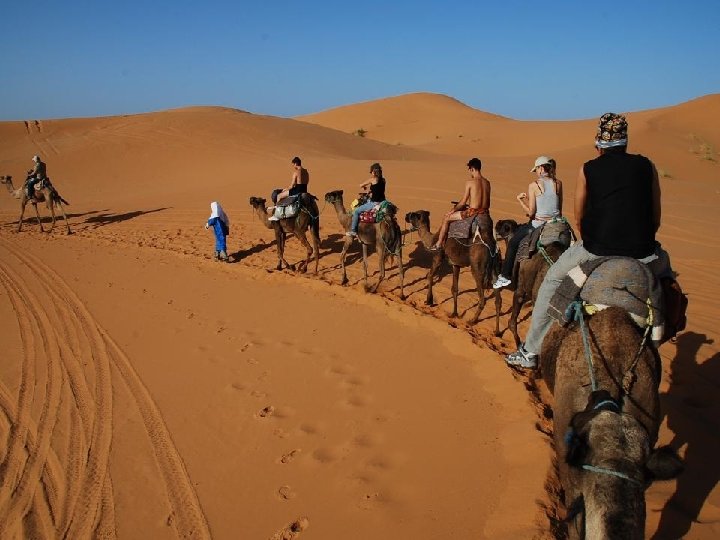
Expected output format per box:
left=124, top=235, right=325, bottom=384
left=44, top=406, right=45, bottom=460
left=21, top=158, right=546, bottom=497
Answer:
left=351, top=201, right=376, bottom=232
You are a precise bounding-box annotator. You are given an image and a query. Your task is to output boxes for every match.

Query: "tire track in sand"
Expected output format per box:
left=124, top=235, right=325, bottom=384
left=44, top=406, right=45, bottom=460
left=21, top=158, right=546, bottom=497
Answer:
left=1, top=239, right=211, bottom=539
left=0, top=261, right=63, bottom=536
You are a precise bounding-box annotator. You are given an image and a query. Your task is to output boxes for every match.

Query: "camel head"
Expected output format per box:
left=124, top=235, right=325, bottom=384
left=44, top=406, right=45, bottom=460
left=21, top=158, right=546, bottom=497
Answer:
left=494, top=219, right=519, bottom=241
left=0, top=175, right=12, bottom=186
left=564, top=390, right=683, bottom=538
left=248, top=196, right=267, bottom=210
left=404, top=210, right=430, bottom=231
left=324, top=190, right=344, bottom=204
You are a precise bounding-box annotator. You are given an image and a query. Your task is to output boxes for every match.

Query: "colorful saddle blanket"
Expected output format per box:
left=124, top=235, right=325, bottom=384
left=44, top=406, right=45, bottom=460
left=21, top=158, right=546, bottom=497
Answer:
left=358, top=200, right=397, bottom=224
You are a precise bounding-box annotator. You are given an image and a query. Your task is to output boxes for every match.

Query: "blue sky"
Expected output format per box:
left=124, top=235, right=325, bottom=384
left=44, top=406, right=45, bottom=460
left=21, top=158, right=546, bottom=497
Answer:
left=1, top=0, right=718, bottom=121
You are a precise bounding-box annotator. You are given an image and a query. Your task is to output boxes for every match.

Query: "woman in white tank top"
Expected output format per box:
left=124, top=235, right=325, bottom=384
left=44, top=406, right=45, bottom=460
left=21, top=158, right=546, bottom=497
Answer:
left=493, top=156, right=563, bottom=289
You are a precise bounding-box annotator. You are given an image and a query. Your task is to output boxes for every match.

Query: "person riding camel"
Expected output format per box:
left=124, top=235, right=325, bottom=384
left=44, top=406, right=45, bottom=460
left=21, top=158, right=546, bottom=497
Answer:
left=492, top=156, right=563, bottom=289
left=346, top=162, right=386, bottom=238
left=25, top=155, right=47, bottom=200
left=268, top=156, right=309, bottom=221
left=506, top=112, right=674, bottom=369
left=430, top=157, right=490, bottom=250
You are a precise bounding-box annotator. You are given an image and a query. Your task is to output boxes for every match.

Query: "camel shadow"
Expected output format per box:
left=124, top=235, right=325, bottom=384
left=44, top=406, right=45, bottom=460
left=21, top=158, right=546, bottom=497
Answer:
left=406, top=241, right=452, bottom=278
left=230, top=240, right=275, bottom=263
left=82, top=208, right=169, bottom=228
left=2, top=209, right=107, bottom=226
left=320, top=233, right=366, bottom=265
left=652, top=331, right=720, bottom=539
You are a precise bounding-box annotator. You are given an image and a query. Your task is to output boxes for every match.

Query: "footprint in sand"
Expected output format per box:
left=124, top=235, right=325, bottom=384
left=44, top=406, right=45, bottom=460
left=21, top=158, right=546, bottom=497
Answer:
left=257, top=406, right=275, bottom=418
left=251, top=390, right=268, bottom=399
left=279, top=449, right=301, bottom=464
left=269, top=517, right=309, bottom=540
left=277, top=485, right=296, bottom=501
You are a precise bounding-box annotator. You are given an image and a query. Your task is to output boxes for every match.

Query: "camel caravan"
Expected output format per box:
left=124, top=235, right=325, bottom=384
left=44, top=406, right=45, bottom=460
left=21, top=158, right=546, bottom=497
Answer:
left=6, top=113, right=690, bottom=537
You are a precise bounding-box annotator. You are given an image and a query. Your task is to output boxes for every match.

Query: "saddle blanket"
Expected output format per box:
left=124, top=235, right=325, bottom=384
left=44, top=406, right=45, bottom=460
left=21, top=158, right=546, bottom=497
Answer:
left=548, top=256, right=665, bottom=346
left=357, top=201, right=397, bottom=224
left=448, top=213, right=493, bottom=241
left=518, top=218, right=574, bottom=263
left=273, top=195, right=301, bottom=220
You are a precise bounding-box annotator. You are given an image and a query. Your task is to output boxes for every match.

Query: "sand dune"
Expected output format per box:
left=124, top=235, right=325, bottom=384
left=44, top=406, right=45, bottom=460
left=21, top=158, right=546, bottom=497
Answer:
left=1, top=92, right=719, bottom=539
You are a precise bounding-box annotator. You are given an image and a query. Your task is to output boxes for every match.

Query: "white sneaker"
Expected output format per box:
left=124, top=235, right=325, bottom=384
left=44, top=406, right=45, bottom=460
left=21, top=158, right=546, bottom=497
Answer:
left=345, top=231, right=358, bottom=237
left=492, top=275, right=511, bottom=289
left=268, top=215, right=280, bottom=222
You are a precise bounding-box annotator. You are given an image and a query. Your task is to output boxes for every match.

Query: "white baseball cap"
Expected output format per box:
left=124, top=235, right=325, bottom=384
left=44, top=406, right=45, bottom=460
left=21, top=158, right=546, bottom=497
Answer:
left=531, top=156, right=552, bottom=172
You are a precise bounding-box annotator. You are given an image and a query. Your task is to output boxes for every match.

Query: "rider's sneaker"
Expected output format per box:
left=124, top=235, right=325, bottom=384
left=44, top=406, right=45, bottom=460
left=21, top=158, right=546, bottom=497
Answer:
left=268, top=215, right=280, bottom=222
left=345, top=231, right=358, bottom=237
left=493, top=275, right=512, bottom=289
left=506, top=345, right=538, bottom=369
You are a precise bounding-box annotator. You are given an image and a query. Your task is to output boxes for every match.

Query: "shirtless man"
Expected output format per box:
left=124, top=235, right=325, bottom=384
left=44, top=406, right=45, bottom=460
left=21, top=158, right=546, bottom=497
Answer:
left=268, top=156, right=310, bottom=221
left=430, top=157, right=490, bottom=250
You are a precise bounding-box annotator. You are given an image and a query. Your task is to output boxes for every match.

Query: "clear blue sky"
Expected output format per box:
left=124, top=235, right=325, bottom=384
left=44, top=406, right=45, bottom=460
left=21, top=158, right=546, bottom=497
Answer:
left=1, top=0, right=718, bottom=121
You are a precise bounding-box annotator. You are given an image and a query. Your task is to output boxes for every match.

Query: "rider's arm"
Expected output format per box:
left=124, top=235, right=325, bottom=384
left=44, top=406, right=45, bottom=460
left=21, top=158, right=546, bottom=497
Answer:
left=574, top=166, right=587, bottom=237
left=557, top=180, right=564, bottom=216
left=454, top=182, right=471, bottom=211
left=650, top=163, right=661, bottom=232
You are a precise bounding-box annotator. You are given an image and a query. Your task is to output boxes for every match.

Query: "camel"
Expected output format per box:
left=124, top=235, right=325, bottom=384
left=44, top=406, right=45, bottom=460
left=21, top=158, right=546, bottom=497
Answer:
left=1, top=175, right=71, bottom=234
left=324, top=190, right=404, bottom=298
left=405, top=210, right=501, bottom=334
left=540, top=307, right=683, bottom=539
left=248, top=194, right=320, bottom=274
left=495, top=218, right=569, bottom=346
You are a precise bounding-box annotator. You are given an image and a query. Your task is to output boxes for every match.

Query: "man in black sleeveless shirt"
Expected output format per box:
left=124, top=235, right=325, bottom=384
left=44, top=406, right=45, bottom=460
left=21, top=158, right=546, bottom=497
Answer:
left=506, top=113, right=672, bottom=369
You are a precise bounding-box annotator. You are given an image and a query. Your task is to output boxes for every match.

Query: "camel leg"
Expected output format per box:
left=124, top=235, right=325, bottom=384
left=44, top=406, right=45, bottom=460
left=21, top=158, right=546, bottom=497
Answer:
left=274, top=229, right=284, bottom=271
left=426, top=254, right=442, bottom=305
left=312, top=229, right=320, bottom=275
left=17, top=202, right=28, bottom=232
left=509, top=289, right=528, bottom=347
left=32, top=203, right=44, bottom=232
left=295, top=230, right=313, bottom=274
left=371, top=245, right=385, bottom=294
left=469, top=262, right=487, bottom=324
left=57, top=202, right=72, bottom=234
left=450, top=265, right=460, bottom=318
left=340, top=237, right=353, bottom=285
left=47, top=199, right=57, bottom=231
left=361, top=243, right=369, bottom=289
left=493, top=289, right=502, bottom=336
left=397, top=245, right=405, bottom=300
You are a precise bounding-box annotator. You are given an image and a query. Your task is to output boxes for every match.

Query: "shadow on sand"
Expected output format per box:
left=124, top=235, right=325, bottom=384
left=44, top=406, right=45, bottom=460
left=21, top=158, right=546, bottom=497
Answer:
left=652, top=331, right=720, bottom=539
left=82, top=208, right=170, bottom=228
left=2, top=209, right=107, bottom=227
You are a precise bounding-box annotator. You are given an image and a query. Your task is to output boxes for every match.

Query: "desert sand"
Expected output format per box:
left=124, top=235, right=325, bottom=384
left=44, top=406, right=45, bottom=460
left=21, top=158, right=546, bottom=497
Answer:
left=1, top=92, right=719, bottom=539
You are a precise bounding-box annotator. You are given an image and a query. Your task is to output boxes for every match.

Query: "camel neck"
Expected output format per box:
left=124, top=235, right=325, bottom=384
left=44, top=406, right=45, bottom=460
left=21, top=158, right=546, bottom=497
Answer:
left=416, top=223, right=437, bottom=247
left=255, top=207, right=273, bottom=229
left=332, top=200, right=350, bottom=228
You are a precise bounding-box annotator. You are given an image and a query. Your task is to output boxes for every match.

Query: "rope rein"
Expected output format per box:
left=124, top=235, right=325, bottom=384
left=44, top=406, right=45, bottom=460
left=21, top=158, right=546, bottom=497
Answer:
left=570, top=300, right=599, bottom=392
left=581, top=465, right=643, bottom=486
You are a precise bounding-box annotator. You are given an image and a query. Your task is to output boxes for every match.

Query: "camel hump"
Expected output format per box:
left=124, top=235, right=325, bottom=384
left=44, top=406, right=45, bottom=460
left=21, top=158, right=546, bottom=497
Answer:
left=548, top=256, right=665, bottom=343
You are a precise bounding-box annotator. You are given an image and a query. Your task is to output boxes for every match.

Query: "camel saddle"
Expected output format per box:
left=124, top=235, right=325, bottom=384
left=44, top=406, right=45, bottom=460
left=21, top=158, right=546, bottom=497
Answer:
left=447, top=213, right=493, bottom=242
left=517, top=218, right=574, bottom=263
left=359, top=200, right=397, bottom=224
left=548, top=257, right=666, bottom=346
left=272, top=193, right=317, bottom=220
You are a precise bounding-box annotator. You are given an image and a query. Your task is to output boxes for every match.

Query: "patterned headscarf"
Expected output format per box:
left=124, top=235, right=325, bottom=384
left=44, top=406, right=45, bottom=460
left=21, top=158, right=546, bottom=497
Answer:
left=595, top=113, right=628, bottom=148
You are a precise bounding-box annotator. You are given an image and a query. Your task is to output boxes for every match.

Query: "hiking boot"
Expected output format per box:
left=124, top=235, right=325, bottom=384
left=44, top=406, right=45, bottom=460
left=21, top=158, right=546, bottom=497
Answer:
left=214, top=251, right=220, bottom=260
left=345, top=231, right=358, bottom=238
left=506, top=346, right=538, bottom=369
left=219, top=250, right=229, bottom=261
left=493, top=275, right=511, bottom=289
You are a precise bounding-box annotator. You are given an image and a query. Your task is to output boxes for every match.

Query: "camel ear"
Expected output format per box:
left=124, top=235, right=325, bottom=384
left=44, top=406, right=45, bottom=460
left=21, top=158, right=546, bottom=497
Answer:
left=645, top=446, right=684, bottom=481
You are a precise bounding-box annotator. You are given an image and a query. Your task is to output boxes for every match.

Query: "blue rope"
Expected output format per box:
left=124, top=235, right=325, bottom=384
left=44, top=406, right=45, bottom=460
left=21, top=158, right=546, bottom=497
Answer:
left=593, top=399, right=620, bottom=412
left=571, top=301, right=598, bottom=392
left=582, top=464, right=643, bottom=486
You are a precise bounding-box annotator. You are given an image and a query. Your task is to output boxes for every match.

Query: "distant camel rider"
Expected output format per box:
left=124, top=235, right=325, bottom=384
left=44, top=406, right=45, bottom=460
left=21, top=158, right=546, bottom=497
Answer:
left=25, top=155, right=47, bottom=199
left=268, top=157, right=310, bottom=221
